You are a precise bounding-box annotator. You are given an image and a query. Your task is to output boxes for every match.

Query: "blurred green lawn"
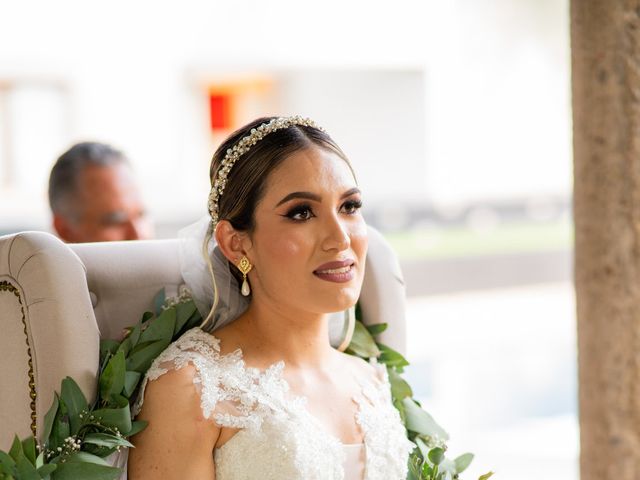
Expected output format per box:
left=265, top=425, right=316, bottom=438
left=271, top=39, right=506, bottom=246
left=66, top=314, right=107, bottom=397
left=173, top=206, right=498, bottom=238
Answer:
left=383, top=219, right=573, bottom=261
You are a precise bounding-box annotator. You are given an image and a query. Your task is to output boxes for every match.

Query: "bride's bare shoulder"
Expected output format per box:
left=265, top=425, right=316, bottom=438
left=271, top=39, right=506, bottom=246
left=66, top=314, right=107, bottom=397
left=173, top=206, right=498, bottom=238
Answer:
left=129, top=364, right=219, bottom=478
left=139, top=364, right=209, bottom=421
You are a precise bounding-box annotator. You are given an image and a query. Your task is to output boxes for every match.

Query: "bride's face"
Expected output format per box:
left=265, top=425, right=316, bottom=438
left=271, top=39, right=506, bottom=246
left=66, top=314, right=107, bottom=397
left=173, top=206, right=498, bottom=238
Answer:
left=247, top=146, right=368, bottom=315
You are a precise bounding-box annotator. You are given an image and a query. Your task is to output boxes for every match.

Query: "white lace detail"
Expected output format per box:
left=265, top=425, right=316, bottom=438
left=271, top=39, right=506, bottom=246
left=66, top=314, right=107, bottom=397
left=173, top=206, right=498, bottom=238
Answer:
left=355, top=363, right=415, bottom=480
left=134, top=327, right=412, bottom=480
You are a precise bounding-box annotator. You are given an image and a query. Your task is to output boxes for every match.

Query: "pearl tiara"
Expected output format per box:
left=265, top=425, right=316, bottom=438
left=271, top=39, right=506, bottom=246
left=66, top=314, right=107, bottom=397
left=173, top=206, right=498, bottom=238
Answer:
left=207, top=115, right=323, bottom=227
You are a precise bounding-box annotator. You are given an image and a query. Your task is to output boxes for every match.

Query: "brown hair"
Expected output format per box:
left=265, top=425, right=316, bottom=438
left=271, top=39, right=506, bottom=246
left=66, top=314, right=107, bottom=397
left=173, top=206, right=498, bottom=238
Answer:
left=209, top=116, right=354, bottom=233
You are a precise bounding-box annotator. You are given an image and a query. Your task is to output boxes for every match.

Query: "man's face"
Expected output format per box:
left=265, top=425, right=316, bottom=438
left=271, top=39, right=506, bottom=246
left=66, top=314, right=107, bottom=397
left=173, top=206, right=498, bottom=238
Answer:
left=54, top=162, right=153, bottom=243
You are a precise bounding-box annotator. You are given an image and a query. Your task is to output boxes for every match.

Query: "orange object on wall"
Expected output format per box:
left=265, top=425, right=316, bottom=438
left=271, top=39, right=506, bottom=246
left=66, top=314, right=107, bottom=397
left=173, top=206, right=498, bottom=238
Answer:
left=207, top=76, right=273, bottom=133
left=209, top=93, right=232, bottom=130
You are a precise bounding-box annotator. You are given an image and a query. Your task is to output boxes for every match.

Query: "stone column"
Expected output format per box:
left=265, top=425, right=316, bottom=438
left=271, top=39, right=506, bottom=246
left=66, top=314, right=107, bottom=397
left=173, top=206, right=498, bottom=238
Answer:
left=572, top=2, right=640, bottom=479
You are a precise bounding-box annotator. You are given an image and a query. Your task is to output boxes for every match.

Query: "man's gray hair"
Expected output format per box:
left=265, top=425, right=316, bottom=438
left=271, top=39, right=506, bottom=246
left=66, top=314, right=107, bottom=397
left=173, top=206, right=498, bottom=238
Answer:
left=48, top=142, right=128, bottom=218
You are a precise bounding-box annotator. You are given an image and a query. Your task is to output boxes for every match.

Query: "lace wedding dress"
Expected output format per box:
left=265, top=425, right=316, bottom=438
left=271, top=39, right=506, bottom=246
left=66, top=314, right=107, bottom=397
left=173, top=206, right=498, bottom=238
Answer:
left=133, top=327, right=414, bottom=480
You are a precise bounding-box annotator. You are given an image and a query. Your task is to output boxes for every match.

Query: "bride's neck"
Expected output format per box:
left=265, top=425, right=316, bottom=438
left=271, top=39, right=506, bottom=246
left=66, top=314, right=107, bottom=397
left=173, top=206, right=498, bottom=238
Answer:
left=236, top=300, right=335, bottom=368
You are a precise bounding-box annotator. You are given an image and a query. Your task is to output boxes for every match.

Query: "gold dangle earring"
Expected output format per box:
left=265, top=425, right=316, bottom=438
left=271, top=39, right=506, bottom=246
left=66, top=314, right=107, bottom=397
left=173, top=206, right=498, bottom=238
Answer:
left=237, top=256, right=253, bottom=296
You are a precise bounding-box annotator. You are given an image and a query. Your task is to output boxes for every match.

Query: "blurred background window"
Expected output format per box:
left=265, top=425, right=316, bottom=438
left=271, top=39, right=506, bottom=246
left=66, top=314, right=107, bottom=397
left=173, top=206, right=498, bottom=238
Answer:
left=0, top=81, right=69, bottom=231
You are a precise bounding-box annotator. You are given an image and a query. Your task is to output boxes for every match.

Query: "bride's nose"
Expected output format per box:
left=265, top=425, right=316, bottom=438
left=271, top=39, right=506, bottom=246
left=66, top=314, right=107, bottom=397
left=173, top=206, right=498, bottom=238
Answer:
left=321, top=213, right=350, bottom=252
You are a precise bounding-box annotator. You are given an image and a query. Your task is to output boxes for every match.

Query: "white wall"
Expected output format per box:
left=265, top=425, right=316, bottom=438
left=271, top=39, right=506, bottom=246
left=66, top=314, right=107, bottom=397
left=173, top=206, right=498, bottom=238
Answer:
left=0, top=0, right=570, bottom=232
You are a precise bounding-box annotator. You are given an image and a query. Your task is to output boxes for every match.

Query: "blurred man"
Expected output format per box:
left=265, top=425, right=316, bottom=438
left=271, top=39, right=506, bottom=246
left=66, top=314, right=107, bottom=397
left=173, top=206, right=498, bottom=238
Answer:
left=48, top=142, right=153, bottom=242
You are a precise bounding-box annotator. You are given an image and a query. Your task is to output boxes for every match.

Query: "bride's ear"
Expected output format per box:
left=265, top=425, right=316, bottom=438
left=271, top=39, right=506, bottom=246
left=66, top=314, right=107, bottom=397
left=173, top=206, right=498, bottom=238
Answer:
left=214, top=220, right=252, bottom=264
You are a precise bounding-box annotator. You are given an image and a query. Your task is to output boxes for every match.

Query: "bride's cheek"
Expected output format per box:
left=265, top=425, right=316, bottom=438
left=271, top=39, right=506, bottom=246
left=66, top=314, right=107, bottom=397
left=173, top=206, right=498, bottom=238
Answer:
left=268, top=238, right=306, bottom=274
left=350, top=225, right=368, bottom=252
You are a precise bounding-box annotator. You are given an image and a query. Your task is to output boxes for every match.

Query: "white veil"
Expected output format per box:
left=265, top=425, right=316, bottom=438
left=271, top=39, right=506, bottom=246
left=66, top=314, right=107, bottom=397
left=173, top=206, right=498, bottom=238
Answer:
left=178, top=216, right=250, bottom=332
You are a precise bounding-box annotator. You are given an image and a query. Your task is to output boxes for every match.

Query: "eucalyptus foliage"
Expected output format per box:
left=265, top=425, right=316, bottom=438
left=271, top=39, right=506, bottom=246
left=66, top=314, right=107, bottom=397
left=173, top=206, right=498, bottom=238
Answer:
left=0, top=292, right=492, bottom=479
left=348, top=305, right=493, bottom=480
left=0, top=290, right=201, bottom=480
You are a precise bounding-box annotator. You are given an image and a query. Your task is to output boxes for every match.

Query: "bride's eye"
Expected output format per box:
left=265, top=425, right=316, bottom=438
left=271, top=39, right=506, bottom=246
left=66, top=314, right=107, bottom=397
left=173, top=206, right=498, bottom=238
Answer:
left=284, top=204, right=315, bottom=221
left=340, top=199, right=363, bottom=215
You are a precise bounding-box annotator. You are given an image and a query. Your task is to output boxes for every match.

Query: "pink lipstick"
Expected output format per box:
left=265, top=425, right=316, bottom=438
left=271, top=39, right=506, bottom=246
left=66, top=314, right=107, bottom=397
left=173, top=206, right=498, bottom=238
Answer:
left=313, top=259, right=355, bottom=283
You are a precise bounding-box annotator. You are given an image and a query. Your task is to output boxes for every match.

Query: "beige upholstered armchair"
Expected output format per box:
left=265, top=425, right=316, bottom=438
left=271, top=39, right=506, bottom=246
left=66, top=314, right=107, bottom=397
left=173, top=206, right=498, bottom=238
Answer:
left=0, top=227, right=407, bottom=452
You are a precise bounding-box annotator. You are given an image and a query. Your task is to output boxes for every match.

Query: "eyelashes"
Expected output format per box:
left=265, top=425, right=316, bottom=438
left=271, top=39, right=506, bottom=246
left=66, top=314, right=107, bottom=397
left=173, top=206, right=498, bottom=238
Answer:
left=283, top=199, right=363, bottom=222
left=284, top=204, right=314, bottom=221
left=342, top=199, right=363, bottom=214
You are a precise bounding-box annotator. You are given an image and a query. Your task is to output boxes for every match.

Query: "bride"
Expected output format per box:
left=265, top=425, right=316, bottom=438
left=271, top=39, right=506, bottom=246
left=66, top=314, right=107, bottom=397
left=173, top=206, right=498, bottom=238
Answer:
left=127, top=116, right=413, bottom=479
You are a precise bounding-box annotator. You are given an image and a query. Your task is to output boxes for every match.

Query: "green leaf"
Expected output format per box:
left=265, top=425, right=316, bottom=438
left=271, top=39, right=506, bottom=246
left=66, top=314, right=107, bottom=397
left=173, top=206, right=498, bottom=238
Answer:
left=407, top=453, right=423, bottom=480
left=402, top=398, right=449, bottom=441
left=0, top=462, right=15, bottom=478
left=365, top=322, right=388, bottom=336
left=20, top=437, right=36, bottom=465
left=123, top=371, right=141, bottom=398
left=83, top=433, right=133, bottom=449
left=378, top=343, right=410, bottom=369
left=6, top=440, right=39, bottom=480
left=129, top=321, right=143, bottom=346
left=415, top=436, right=430, bottom=459
left=175, top=301, right=197, bottom=335
left=126, top=420, right=148, bottom=437
left=183, top=308, right=203, bottom=332
left=126, top=339, right=171, bottom=374
left=99, top=340, right=120, bottom=360
left=92, top=405, right=132, bottom=434
left=454, top=452, right=474, bottom=473
left=388, top=368, right=413, bottom=400
left=478, top=472, right=495, bottom=480
left=37, top=463, right=57, bottom=476
left=60, top=378, right=88, bottom=435
left=81, top=444, right=116, bottom=460
left=346, top=321, right=381, bottom=358
left=140, top=308, right=176, bottom=344
left=52, top=462, right=121, bottom=480
left=65, top=451, right=110, bottom=466
left=0, top=450, right=16, bottom=470
left=427, top=447, right=443, bottom=466
left=129, top=340, right=157, bottom=356
left=34, top=452, right=44, bottom=469
left=354, top=302, right=362, bottom=321
left=42, top=394, right=60, bottom=448
left=51, top=413, right=70, bottom=454
left=14, top=455, right=39, bottom=480
left=99, top=350, right=126, bottom=401
left=116, top=337, right=132, bottom=357
left=153, top=288, right=166, bottom=315
left=421, top=460, right=433, bottom=477
left=108, top=394, right=130, bottom=409
left=8, top=436, right=22, bottom=461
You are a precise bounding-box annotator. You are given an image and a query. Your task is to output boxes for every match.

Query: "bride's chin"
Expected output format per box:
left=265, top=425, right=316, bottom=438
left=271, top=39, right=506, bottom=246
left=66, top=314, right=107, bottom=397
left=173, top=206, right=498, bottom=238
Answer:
left=315, top=290, right=360, bottom=314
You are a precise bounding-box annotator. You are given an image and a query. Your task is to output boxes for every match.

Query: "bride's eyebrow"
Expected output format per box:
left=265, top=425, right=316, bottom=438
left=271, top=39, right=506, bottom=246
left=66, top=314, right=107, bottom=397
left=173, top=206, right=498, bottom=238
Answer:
left=341, top=187, right=361, bottom=198
left=275, top=188, right=360, bottom=207
left=276, top=191, right=320, bottom=207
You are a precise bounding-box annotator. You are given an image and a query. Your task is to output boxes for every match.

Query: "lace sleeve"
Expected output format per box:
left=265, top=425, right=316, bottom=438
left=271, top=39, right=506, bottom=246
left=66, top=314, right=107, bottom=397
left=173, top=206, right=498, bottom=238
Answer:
left=132, top=327, right=264, bottom=432
left=132, top=328, right=223, bottom=419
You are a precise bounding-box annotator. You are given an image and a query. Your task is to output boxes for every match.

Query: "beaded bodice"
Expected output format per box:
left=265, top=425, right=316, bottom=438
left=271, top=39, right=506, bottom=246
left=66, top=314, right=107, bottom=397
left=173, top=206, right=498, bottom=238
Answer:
left=134, top=328, right=413, bottom=480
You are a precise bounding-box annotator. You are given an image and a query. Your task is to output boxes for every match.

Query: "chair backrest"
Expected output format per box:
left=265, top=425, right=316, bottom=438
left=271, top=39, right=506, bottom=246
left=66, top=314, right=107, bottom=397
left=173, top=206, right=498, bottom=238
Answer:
left=0, top=232, right=98, bottom=447
left=0, top=227, right=406, bottom=451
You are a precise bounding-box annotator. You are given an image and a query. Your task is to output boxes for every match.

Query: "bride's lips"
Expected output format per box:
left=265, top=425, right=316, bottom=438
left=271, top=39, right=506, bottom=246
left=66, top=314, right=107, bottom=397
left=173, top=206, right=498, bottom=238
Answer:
left=313, top=259, right=356, bottom=283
